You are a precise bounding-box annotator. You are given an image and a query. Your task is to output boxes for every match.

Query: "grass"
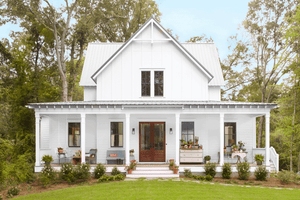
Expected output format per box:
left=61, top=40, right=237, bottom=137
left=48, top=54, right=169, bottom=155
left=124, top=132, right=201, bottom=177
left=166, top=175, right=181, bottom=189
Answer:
left=14, top=180, right=300, bottom=200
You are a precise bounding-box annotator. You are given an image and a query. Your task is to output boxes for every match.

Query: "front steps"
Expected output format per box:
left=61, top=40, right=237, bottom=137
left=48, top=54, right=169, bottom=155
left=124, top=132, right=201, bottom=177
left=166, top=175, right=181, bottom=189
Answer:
left=126, top=165, right=179, bottom=178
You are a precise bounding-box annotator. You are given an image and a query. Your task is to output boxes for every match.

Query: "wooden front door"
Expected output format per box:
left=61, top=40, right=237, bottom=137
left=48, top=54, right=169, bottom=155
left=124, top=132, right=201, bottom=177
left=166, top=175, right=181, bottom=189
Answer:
left=139, top=122, right=165, bottom=162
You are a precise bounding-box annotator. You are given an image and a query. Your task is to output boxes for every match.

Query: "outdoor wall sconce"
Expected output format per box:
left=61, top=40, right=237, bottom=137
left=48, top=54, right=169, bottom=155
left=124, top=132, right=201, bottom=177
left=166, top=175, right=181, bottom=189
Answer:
left=132, top=128, right=135, bottom=135
left=169, top=128, right=173, bottom=135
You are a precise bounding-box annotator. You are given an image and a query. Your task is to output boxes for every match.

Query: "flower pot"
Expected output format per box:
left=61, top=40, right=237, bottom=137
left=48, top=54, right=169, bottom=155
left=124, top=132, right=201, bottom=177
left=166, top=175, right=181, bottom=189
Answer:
left=58, top=149, right=63, bottom=153
left=128, top=169, right=133, bottom=174
left=257, top=161, right=262, bottom=165
left=173, top=168, right=179, bottom=174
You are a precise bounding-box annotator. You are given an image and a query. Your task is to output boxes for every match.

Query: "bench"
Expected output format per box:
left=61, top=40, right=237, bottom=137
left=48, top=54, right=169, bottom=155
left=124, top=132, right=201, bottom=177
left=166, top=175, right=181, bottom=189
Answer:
left=106, top=150, right=125, bottom=164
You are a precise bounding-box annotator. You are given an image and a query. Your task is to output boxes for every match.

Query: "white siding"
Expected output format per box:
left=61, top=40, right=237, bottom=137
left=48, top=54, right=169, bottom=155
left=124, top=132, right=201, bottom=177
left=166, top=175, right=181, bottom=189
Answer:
left=40, top=117, right=50, bottom=149
left=96, top=24, right=209, bottom=100
left=208, top=86, right=221, bottom=101
left=84, top=86, right=96, bottom=101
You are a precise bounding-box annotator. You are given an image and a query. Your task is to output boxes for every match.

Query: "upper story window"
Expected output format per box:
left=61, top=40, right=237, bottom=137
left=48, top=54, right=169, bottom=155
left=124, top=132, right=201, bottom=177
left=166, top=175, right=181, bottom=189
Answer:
left=141, top=70, right=164, bottom=97
left=141, top=71, right=151, bottom=96
left=154, top=71, right=163, bottom=96
left=69, top=123, right=80, bottom=147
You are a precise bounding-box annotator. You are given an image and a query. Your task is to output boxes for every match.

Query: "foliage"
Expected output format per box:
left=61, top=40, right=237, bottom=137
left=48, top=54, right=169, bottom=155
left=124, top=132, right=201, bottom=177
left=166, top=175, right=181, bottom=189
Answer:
left=39, top=165, right=57, bottom=187
left=97, top=175, right=110, bottom=183
left=204, top=155, right=211, bottom=161
left=60, top=163, right=75, bottom=183
left=194, top=175, right=205, bottom=181
left=222, top=163, right=232, bottom=179
left=111, top=166, right=121, bottom=176
left=184, top=169, right=192, bottom=178
left=277, top=170, right=294, bottom=184
left=204, top=175, right=213, bottom=181
left=42, top=155, right=53, bottom=163
left=204, top=163, right=216, bottom=178
left=6, top=186, right=20, bottom=198
left=97, top=174, right=125, bottom=183
left=94, top=163, right=106, bottom=179
left=74, top=163, right=91, bottom=180
left=254, top=154, right=264, bottom=162
left=254, top=166, right=268, bottom=181
left=9, top=154, right=35, bottom=184
left=169, top=161, right=174, bottom=166
left=237, top=162, right=250, bottom=180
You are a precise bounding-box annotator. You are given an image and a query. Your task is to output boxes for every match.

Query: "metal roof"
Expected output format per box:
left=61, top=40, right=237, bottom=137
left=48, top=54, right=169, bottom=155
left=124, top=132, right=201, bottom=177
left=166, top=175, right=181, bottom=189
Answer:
left=27, top=100, right=277, bottom=109
left=79, top=42, right=224, bottom=86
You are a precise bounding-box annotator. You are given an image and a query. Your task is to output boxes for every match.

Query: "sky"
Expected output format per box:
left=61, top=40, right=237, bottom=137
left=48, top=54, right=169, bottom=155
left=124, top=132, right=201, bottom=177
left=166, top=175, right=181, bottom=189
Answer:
left=0, top=0, right=251, bottom=61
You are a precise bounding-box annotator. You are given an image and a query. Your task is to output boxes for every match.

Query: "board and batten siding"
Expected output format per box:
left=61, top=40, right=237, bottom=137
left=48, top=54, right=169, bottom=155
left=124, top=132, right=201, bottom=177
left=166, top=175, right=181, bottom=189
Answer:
left=96, top=24, right=209, bottom=100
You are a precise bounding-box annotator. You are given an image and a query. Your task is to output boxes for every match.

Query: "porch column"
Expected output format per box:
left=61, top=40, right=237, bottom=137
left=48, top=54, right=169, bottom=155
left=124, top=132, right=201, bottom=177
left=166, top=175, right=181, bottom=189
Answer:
left=265, top=113, right=270, bottom=166
left=175, top=113, right=180, bottom=166
left=35, top=113, right=40, bottom=166
left=219, top=113, right=224, bottom=165
left=81, top=113, right=86, bottom=163
left=125, top=114, right=130, bottom=165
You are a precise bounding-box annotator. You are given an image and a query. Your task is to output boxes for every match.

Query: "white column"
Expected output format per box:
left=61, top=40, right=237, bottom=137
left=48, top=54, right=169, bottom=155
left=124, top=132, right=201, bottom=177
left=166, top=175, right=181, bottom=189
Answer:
left=175, top=113, right=180, bottom=166
left=265, top=113, right=270, bottom=166
left=35, top=113, right=40, bottom=166
left=81, top=113, right=86, bottom=163
left=125, top=114, right=130, bottom=165
left=219, top=113, right=224, bottom=166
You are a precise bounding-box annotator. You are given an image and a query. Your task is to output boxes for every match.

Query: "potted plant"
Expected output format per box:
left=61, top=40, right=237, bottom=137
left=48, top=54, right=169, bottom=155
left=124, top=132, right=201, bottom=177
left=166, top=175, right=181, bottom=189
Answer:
left=238, top=141, right=245, bottom=152
left=199, top=145, right=203, bottom=149
left=204, top=155, right=211, bottom=163
left=57, top=147, right=63, bottom=153
left=169, top=161, right=174, bottom=170
left=254, top=154, right=264, bottom=165
left=130, top=149, right=134, bottom=156
left=42, top=155, right=53, bottom=165
left=188, top=140, right=193, bottom=145
left=232, top=145, right=238, bottom=152
left=184, top=142, right=188, bottom=149
left=173, top=165, right=179, bottom=174
left=180, top=139, right=185, bottom=145
left=195, top=138, right=199, bottom=144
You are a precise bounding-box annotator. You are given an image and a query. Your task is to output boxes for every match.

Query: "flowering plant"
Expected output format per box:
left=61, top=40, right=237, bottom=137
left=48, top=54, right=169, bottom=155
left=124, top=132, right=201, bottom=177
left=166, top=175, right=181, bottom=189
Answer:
left=238, top=141, right=246, bottom=150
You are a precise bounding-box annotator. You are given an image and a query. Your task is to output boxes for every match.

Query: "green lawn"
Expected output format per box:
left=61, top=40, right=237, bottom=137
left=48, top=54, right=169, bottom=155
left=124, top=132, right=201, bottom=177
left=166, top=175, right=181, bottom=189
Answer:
left=15, top=180, right=300, bottom=200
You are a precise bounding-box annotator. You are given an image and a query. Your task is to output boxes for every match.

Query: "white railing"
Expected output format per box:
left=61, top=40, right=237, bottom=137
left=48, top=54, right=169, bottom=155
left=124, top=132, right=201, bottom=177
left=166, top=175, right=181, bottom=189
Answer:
left=270, top=146, right=279, bottom=172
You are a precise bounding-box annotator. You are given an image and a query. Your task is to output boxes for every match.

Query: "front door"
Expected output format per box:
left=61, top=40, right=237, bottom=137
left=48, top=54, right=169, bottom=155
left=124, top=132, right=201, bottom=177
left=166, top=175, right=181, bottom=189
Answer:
left=139, top=122, right=165, bottom=162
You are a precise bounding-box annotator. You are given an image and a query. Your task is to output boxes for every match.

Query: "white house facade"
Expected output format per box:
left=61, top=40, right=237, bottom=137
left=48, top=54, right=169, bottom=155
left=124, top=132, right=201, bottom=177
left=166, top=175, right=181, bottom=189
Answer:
left=27, top=17, right=279, bottom=174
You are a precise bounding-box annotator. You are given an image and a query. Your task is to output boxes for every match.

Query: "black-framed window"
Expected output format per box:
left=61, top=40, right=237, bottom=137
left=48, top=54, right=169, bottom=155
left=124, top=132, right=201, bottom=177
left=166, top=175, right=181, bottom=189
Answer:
left=68, top=123, right=80, bottom=147
left=154, top=71, right=163, bottom=96
left=111, top=122, right=123, bottom=147
left=141, top=71, right=150, bottom=96
left=181, top=122, right=194, bottom=143
left=224, top=123, right=236, bottom=147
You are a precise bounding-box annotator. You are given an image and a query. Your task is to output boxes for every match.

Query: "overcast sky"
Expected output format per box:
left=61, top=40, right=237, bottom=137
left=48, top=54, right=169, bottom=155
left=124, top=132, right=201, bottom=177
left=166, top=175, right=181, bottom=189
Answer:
left=0, top=0, right=251, bottom=60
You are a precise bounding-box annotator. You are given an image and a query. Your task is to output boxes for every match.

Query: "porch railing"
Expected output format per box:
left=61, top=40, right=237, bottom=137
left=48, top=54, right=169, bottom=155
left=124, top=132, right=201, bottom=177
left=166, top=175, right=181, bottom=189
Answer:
left=270, top=146, right=279, bottom=172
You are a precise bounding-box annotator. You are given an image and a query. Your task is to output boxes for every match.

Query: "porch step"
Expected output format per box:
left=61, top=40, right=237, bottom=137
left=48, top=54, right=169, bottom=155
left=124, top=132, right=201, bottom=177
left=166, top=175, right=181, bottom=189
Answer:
left=126, top=165, right=179, bottom=178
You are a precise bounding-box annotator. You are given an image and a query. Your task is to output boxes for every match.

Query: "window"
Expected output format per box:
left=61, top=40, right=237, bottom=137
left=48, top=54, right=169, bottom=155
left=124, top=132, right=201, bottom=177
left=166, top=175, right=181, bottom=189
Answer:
left=141, top=71, right=150, bottom=96
left=224, top=123, right=236, bottom=146
left=181, top=122, right=194, bottom=143
left=154, top=71, right=163, bottom=96
left=68, top=123, right=80, bottom=147
left=111, top=122, right=123, bottom=147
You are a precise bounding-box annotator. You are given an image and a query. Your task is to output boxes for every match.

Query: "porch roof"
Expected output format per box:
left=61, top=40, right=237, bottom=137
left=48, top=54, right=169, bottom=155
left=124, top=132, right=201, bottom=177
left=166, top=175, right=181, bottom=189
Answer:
left=26, top=100, right=277, bottom=109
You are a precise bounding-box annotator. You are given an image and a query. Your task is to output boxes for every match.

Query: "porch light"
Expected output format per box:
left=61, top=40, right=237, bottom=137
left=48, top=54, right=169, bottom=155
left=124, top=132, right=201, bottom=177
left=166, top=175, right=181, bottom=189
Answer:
left=132, top=128, right=135, bottom=135
left=169, top=128, right=173, bottom=135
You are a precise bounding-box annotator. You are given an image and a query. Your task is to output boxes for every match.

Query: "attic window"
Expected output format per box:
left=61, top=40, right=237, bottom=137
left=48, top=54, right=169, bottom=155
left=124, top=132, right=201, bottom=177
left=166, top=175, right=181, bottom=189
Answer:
left=154, top=71, right=163, bottom=96
left=141, top=71, right=151, bottom=96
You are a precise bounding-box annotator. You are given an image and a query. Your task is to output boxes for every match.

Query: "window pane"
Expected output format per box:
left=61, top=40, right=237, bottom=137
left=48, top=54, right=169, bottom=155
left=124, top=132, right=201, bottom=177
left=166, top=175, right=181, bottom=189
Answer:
left=181, top=122, right=194, bottom=144
left=154, top=71, right=163, bottom=96
left=141, top=71, right=150, bottom=96
left=68, top=123, right=80, bottom=147
left=224, top=123, right=236, bottom=146
left=141, top=123, right=150, bottom=150
left=111, top=122, right=123, bottom=147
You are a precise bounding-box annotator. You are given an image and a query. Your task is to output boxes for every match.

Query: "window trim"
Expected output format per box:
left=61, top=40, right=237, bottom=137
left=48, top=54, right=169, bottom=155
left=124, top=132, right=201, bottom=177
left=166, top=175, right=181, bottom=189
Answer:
left=140, top=69, right=165, bottom=98
left=224, top=122, right=237, bottom=147
left=109, top=121, right=124, bottom=148
left=68, top=122, right=81, bottom=147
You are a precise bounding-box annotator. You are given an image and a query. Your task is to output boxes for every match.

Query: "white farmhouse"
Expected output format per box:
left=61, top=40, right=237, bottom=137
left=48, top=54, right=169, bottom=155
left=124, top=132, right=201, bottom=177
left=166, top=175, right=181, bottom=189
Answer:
left=27, top=17, right=279, bottom=176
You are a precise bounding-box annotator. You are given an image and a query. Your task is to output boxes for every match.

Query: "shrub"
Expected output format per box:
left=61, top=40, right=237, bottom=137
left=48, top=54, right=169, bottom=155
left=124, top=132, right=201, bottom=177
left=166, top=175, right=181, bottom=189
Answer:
left=195, top=175, right=205, bottom=181
left=60, top=163, right=75, bottom=183
left=205, top=175, right=213, bottom=181
left=237, top=162, right=250, bottom=180
left=42, top=155, right=53, bottom=164
left=254, top=154, right=264, bottom=162
left=97, top=174, right=124, bottom=183
left=74, top=163, right=91, bottom=180
left=39, top=165, right=57, bottom=187
left=114, top=174, right=125, bottom=181
left=204, top=155, right=211, bottom=162
left=98, top=175, right=110, bottom=183
left=277, top=170, right=293, bottom=184
left=204, top=163, right=216, bottom=178
left=184, top=169, right=192, bottom=178
left=222, top=163, right=232, bottom=179
left=111, top=166, right=121, bottom=176
left=94, top=163, right=106, bottom=179
left=9, top=154, right=35, bottom=183
left=0, top=194, right=3, bottom=200
left=254, top=166, right=268, bottom=181
left=7, top=186, right=20, bottom=198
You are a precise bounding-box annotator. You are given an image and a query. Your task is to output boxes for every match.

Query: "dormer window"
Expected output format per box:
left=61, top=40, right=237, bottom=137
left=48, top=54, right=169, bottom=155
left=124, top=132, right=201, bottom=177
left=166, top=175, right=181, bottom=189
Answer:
left=141, top=70, right=164, bottom=97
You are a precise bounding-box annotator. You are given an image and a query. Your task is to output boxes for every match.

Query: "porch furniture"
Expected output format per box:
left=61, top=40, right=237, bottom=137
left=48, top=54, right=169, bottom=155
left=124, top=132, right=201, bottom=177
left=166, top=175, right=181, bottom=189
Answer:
left=72, top=156, right=81, bottom=165
left=180, top=149, right=203, bottom=163
left=58, top=152, right=66, bottom=165
left=106, top=150, right=125, bottom=164
left=232, top=152, right=247, bottom=163
left=85, top=149, right=97, bottom=164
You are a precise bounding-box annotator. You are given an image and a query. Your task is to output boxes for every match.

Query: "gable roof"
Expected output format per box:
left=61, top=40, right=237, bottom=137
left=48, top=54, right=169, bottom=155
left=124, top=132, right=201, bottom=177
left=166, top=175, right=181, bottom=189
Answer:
left=89, top=16, right=214, bottom=83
